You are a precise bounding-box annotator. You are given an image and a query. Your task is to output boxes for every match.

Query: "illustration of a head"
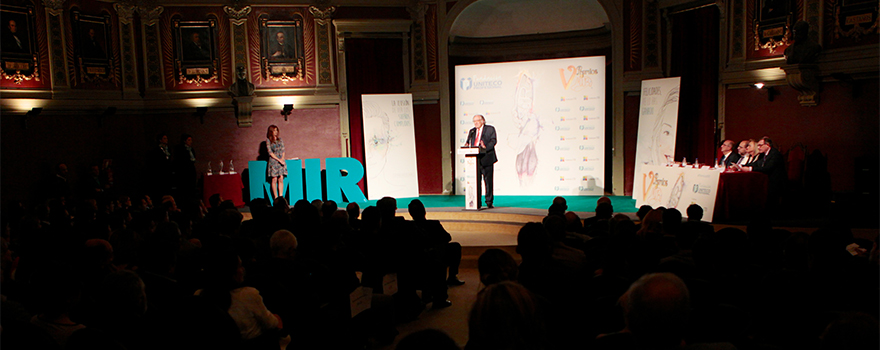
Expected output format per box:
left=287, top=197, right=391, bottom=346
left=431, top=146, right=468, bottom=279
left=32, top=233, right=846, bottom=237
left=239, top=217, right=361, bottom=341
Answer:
left=650, top=87, right=680, bottom=165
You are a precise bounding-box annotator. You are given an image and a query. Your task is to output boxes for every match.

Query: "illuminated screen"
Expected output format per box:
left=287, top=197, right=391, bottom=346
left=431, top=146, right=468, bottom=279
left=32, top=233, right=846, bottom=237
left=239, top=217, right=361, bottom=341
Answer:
left=454, top=56, right=606, bottom=195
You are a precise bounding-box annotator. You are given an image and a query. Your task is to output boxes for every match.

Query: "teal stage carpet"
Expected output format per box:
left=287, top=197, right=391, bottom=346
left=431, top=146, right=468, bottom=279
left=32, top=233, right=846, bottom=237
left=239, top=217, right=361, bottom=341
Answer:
left=348, top=195, right=638, bottom=213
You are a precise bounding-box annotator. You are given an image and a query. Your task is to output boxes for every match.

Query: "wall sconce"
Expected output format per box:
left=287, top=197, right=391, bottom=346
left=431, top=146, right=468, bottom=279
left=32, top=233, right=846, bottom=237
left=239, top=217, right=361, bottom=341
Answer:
left=97, top=107, right=116, bottom=128
left=753, top=83, right=776, bottom=102
left=281, top=104, right=293, bottom=121
left=194, top=107, right=208, bottom=124
left=21, top=107, right=42, bottom=129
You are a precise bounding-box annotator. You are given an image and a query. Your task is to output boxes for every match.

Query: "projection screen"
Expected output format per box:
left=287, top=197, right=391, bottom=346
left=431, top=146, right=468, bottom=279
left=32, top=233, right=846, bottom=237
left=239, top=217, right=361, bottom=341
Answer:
left=454, top=56, right=606, bottom=196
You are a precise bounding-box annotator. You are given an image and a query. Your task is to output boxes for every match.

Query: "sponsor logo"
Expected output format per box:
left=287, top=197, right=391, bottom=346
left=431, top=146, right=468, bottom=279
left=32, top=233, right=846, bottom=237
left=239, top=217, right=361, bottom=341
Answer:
left=555, top=146, right=571, bottom=151
left=461, top=75, right=503, bottom=90
left=578, top=145, right=595, bottom=151
left=692, top=184, right=711, bottom=194
left=555, top=107, right=571, bottom=112
left=560, top=157, right=575, bottom=162
left=583, top=157, right=600, bottom=162
left=480, top=100, right=494, bottom=105
left=559, top=65, right=598, bottom=90
left=555, top=166, right=570, bottom=171
left=579, top=106, right=596, bottom=111
left=460, top=101, right=474, bottom=106
left=579, top=125, right=596, bottom=130
left=554, top=186, right=570, bottom=191
left=560, top=96, right=579, bottom=102
left=583, top=136, right=588, bottom=140
left=460, top=77, right=472, bottom=90
left=555, top=126, right=571, bottom=131
left=578, top=166, right=595, bottom=171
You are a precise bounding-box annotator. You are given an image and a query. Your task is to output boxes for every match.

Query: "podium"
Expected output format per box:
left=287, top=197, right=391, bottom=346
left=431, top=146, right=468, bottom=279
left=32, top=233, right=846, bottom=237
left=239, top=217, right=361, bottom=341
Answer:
left=458, top=147, right=481, bottom=210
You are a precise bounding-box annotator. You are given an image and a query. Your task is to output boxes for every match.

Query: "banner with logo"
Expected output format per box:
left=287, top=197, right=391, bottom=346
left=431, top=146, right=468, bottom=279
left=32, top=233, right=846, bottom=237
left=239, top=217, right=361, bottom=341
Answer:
left=361, top=94, right=419, bottom=200
left=454, top=56, right=606, bottom=195
left=632, top=77, right=681, bottom=200
left=636, top=165, right=720, bottom=221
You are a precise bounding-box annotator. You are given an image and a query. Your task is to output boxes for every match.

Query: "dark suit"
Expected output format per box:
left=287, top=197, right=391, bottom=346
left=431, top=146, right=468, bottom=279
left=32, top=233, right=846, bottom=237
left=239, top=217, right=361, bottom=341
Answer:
left=748, top=147, right=786, bottom=206
left=466, top=125, right=497, bottom=207
left=269, top=41, right=296, bottom=59
left=721, top=152, right=741, bottom=167
left=1, top=31, right=26, bottom=53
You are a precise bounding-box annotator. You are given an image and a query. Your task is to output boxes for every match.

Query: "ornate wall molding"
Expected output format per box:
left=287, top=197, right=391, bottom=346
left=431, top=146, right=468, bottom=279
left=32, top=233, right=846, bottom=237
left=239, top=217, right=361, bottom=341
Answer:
left=114, top=3, right=138, bottom=91
left=44, top=3, right=69, bottom=88
left=311, top=6, right=336, bottom=86
left=113, top=3, right=136, bottom=25
left=141, top=6, right=164, bottom=26
left=224, top=6, right=251, bottom=79
left=408, top=2, right=427, bottom=81
left=223, top=5, right=251, bottom=26
left=730, top=0, right=744, bottom=58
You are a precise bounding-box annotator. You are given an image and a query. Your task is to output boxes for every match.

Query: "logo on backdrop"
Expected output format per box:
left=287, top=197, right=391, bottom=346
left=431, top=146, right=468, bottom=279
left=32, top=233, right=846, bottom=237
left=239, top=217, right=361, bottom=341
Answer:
left=460, top=77, right=472, bottom=90
left=559, top=65, right=597, bottom=91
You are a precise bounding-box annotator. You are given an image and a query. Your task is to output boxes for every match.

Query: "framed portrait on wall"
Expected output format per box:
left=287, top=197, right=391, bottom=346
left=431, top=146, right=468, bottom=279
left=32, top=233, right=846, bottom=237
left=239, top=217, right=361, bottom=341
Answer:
left=260, top=15, right=304, bottom=82
left=754, top=0, right=792, bottom=53
left=1, top=4, right=39, bottom=84
left=72, top=11, right=113, bottom=83
left=173, top=19, right=219, bottom=86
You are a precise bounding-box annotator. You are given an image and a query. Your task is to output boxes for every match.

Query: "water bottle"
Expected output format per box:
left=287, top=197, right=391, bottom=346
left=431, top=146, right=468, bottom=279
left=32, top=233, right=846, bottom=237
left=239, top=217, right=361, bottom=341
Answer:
left=229, top=160, right=235, bottom=173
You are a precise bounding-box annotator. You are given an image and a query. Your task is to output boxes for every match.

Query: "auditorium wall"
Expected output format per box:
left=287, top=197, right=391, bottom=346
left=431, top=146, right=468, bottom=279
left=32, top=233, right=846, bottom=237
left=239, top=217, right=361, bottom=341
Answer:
left=0, top=107, right=340, bottom=203
left=724, top=79, right=879, bottom=194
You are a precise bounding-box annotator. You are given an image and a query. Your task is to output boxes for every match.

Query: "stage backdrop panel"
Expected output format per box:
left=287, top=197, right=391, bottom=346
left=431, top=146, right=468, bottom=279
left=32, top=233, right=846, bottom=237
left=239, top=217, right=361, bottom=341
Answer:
left=632, top=77, right=682, bottom=202
left=636, top=164, right=720, bottom=221
left=454, top=56, right=606, bottom=196
left=361, top=94, right=419, bottom=200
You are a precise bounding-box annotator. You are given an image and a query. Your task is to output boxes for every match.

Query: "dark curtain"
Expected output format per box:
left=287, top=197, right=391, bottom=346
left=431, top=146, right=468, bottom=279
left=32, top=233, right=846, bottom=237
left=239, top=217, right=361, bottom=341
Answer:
left=345, top=38, right=405, bottom=192
left=670, top=6, right=719, bottom=164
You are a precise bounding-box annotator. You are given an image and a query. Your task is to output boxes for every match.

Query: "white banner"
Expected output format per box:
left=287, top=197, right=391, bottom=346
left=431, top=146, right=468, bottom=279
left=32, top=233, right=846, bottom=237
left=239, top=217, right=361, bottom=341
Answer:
left=632, top=77, right=682, bottom=200
left=361, top=94, right=419, bottom=200
left=636, top=165, right=720, bottom=221
left=454, top=56, right=606, bottom=195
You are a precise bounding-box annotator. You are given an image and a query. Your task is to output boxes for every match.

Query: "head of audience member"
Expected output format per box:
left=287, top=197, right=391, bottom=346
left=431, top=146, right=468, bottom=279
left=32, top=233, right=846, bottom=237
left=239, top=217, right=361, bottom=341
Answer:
left=620, top=272, right=691, bottom=349
left=56, top=163, right=69, bottom=179
left=636, top=205, right=652, bottom=222
left=346, top=202, right=360, bottom=221
left=516, top=222, right=551, bottom=260
left=408, top=199, right=427, bottom=221
left=272, top=196, right=289, bottom=211
left=310, top=199, right=323, bottom=213
left=395, top=329, right=460, bottom=350
left=596, top=202, right=614, bottom=220
left=269, top=229, right=298, bottom=260
left=83, top=238, right=114, bottom=270
left=376, top=197, right=398, bottom=220
left=321, top=200, right=338, bottom=219
left=563, top=211, right=583, bottom=233
left=662, top=208, right=682, bottom=235
left=685, top=204, right=703, bottom=222
left=552, top=196, right=567, bottom=211
left=759, top=136, right=774, bottom=153
left=547, top=203, right=566, bottom=217
left=478, top=248, right=519, bottom=286
left=98, top=270, right=148, bottom=320
left=542, top=214, right=567, bottom=242
left=208, top=194, right=222, bottom=210
left=467, top=281, right=546, bottom=350
left=360, top=206, right=381, bottom=233
left=637, top=209, right=664, bottom=238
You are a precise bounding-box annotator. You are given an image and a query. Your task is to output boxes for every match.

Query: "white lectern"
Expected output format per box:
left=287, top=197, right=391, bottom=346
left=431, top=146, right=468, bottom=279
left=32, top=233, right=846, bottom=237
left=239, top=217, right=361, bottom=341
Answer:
left=458, top=147, right=481, bottom=210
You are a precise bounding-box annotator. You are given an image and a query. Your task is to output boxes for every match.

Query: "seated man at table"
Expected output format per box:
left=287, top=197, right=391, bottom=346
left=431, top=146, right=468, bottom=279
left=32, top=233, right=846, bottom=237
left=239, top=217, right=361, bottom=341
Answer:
left=719, top=140, right=741, bottom=167
left=735, top=136, right=786, bottom=207
left=736, top=139, right=755, bottom=166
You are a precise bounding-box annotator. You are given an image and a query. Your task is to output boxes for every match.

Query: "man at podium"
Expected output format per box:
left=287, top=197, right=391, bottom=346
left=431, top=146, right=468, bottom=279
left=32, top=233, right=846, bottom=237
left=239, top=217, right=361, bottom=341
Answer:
left=465, top=114, right=497, bottom=208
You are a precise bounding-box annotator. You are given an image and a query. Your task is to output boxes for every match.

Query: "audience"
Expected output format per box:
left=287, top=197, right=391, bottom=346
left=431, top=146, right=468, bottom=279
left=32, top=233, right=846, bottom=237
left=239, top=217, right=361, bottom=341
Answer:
left=2, top=179, right=877, bottom=350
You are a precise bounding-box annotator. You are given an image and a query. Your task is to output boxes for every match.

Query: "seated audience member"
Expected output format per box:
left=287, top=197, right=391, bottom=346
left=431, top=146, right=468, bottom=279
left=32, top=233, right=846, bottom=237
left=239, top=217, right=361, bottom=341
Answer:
left=28, top=263, right=86, bottom=348
left=685, top=204, right=704, bottom=222
left=196, top=248, right=283, bottom=344
left=820, top=312, right=879, bottom=350
left=408, top=199, right=465, bottom=286
left=477, top=248, right=519, bottom=286
left=396, top=328, right=460, bottom=350
left=466, top=281, right=547, bottom=350
left=635, top=205, right=652, bottom=225
left=346, top=202, right=361, bottom=230
left=584, top=197, right=613, bottom=230
left=596, top=272, right=735, bottom=350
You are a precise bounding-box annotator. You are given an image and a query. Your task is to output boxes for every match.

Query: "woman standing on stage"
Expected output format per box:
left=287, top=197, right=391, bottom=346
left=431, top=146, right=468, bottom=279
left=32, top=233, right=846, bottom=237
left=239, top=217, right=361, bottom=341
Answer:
left=266, top=125, right=287, bottom=200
